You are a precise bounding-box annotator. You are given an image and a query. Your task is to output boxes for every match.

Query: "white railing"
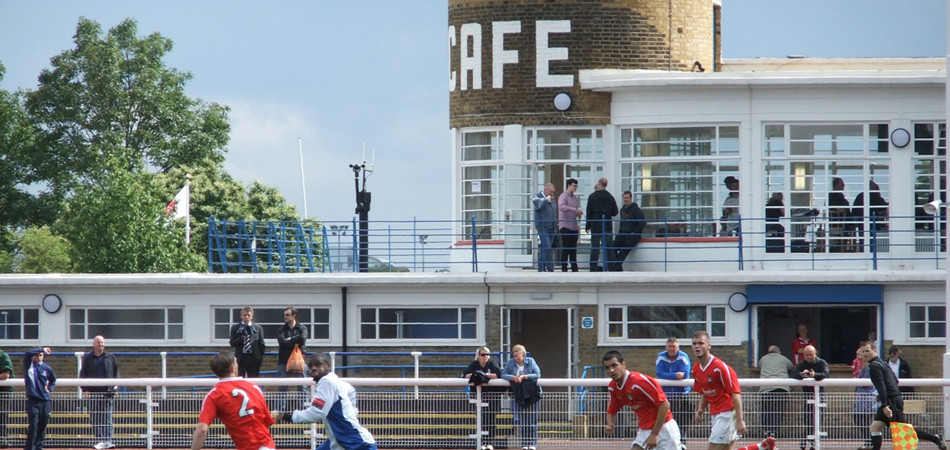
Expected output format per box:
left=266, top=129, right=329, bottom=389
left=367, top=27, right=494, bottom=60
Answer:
left=0, top=378, right=946, bottom=450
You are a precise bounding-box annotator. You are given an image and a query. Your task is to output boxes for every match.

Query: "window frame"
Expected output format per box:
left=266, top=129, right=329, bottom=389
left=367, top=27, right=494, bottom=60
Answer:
left=907, top=303, right=946, bottom=341
left=0, top=307, right=40, bottom=342
left=69, top=307, right=185, bottom=342
left=618, top=124, right=740, bottom=237
left=603, top=304, right=727, bottom=344
left=356, top=305, right=480, bottom=346
left=459, top=129, right=505, bottom=239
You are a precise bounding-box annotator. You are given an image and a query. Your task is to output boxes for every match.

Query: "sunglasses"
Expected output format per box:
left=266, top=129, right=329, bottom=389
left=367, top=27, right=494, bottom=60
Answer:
left=479, top=353, right=490, bottom=357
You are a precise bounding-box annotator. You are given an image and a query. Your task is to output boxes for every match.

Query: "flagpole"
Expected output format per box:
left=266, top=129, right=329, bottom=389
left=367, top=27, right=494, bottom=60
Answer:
left=185, top=174, right=192, bottom=246
left=298, top=137, right=308, bottom=219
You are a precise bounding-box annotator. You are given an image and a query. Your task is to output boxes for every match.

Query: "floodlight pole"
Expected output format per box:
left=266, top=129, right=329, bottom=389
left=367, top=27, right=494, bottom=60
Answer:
left=350, top=163, right=371, bottom=273
left=943, top=1, right=950, bottom=437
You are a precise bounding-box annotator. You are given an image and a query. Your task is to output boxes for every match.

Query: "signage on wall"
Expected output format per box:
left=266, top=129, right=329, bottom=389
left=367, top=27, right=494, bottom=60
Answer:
left=581, top=316, right=594, bottom=329
left=448, top=20, right=574, bottom=91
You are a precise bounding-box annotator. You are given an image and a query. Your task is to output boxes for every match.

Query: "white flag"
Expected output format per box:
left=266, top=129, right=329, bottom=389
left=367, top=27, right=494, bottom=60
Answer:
left=165, top=185, right=189, bottom=219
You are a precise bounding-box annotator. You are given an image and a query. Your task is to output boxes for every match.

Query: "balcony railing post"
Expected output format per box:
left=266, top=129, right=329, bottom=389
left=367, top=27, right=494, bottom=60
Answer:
left=471, top=215, right=478, bottom=272
left=737, top=214, right=744, bottom=270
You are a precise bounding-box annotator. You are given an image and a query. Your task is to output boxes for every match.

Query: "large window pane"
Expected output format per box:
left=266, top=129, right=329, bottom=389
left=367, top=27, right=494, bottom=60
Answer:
left=70, top=308, right=184, bottom=340
left=359, top=307, right=477, bottom=341
left=607, top=305, right=725, bottom=341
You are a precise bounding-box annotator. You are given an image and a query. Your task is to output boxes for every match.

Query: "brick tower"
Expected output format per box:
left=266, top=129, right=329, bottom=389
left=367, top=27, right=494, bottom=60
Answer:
left=448, top=0, right=720, bottom=128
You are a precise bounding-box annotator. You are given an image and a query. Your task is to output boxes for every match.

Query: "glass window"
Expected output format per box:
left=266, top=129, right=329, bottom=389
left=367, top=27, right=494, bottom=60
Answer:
left=0, top=308, right=39, bottom=341
left=908, top=305, right=946, bottom=339
left=763, top=123, right=891, bottom=253
left=605, top=305, right=726, bottom=341
left=70, top=308, right=183, bottom=341
left=359, top=307, right=477, bottom=341
left=620, top=126, right=739, bottom=236
left=460, top=130, right=504, bottom=239
left=527, top=128, right=603, bottom=160
left=912, top=122, right=947, bottom=233
left=213, top=307, right=331, bottom=341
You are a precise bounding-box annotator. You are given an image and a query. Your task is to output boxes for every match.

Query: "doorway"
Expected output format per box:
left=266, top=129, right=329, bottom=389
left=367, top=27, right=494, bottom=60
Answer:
left=756, top=305, right=877, bottom=365
left=508, top=308, right=570, bottom=383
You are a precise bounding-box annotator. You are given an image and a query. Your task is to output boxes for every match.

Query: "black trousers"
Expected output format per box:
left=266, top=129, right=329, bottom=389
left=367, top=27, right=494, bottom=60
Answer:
left=237, top=354, right=263, bottom=377
left=558, top=228, right=579, bottom=271
left=26, top=398, right=51, bottom=450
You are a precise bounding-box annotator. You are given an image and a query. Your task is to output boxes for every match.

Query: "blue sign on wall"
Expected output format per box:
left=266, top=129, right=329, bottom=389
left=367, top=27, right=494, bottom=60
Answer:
left=581, top=316, right=594, bottom=329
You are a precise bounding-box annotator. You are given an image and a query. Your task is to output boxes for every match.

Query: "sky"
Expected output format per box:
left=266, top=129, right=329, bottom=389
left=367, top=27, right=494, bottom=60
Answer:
left=0, top=1, right=945, bottom=224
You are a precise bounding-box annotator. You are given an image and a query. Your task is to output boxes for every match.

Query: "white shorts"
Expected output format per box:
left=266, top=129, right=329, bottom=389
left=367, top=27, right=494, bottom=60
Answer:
left=708, top=410, right=738, bottom=445
left=631, top=419, right=682, bottom=450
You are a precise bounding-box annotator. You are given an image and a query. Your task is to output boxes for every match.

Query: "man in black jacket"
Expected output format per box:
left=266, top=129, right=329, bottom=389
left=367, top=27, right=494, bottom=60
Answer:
left=792, top=345, right=829, bottom=450
left=585, top=177, right=618, bottom=272
left=887, top=346, right=914, bottom=393
left=859, top=343, right=946, bottom=450
left=610, top=190, right=645, bottom=271
left=80, top=336, right=120, bottom=449
left=229, top=306, right=266, bottom=377
left=276, top=306, right=308, bottom=410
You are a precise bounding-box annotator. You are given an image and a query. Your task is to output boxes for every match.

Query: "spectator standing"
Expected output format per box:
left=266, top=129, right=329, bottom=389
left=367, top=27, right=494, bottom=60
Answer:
left=792, top=345, right=829, bottom=450
left=24, top=347, right=56, bottom=450
left=229, top=306, right=265, bottom=377
left=791, top=323, right=817, bottom=365
left=0, top=347, right=12, bottom=447
left=765, top=193, right=785, bottom=252
left=853, top=341, right=877, bottom=448
left=462, top=347, right=504, bottom=450
left=275, top=354, right=378, bottom=450
left=557, top=178, right=583, bottom=272
left=191, top=352, right=275, bottom=450
left=886, top=345, right=914, bottom=393
left=720, top=176, right=740, bottom=236
left=690, top=331, right=750, bottom=450
left=502, top=344, right=541, bottom=450
left=276, top=307, right=309, bottom=410
left=610, top=191, right=645, bottom=271
left=532, top=183, right=557, bottom=272
left=655, top=337, right=691, bottom=447
left=79, top=335, right=120, bottom=449
left=586, top=177, right=618, bottom=272
left=603, top=350, right=684, bottom=450
left=758, top=345, right=793, bottom=439
left=859, top=343, right=946, bottom=450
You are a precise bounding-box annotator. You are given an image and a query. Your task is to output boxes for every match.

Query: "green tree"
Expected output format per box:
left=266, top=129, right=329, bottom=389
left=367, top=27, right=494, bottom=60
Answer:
left=23, top=17, right=229, bottom=197
left=11, top=226, right=74, bottom=273
left=157, top=162, right=302, bottom=268
left=0, top=61, right=51, bottom=251
left=57, top=158, right=202, bottom=273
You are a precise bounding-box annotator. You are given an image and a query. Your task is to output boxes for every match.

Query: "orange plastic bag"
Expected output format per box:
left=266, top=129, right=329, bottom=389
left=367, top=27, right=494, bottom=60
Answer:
left=890, top=422, right=919, bottom=450
left=286, top=344, right=306, bottom=374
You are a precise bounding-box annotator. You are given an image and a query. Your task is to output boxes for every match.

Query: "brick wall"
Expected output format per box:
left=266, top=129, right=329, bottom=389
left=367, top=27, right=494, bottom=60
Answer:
left=448, top=0, right=715, bottom=128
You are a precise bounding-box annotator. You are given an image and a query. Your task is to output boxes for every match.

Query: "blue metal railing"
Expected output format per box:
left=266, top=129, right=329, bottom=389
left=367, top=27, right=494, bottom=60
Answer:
left=205, top=214, right=945, bottom=273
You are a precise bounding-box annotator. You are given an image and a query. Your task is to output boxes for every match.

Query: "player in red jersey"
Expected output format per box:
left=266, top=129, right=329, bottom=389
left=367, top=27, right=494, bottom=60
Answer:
left=691, top=331, right=776, bottom=450
left=603, top=350, right=682, bottom=450
left=191, top=352, right=276, bottom=450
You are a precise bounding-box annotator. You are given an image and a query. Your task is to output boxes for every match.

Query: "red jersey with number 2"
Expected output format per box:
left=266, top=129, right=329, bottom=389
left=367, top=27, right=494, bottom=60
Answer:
left=199, top=378, right=276, bottom=450
left=692, top=356, right=740, bottom=415
left=607, top=371, right=672, bottom=430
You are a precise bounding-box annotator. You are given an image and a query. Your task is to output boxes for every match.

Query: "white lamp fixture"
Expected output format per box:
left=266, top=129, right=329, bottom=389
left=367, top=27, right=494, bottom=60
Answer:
left=924, top=199, right=945, bottom=215
left=890, top=127, right=911, bottom=148
left=553, top=93, right=572, bottom=111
